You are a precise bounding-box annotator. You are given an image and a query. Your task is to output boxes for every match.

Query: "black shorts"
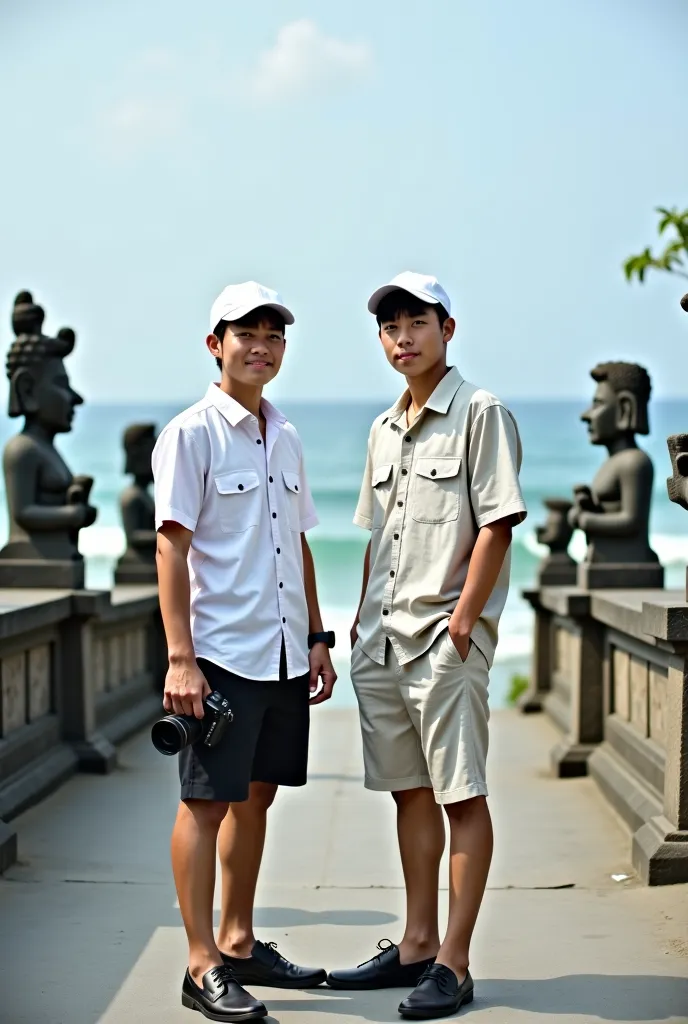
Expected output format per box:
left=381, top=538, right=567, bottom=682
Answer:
left=179, top=657, right=311, bottom=803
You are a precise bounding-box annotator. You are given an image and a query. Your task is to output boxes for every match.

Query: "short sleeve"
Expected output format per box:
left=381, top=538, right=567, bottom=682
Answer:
left=468, top=405, right=527, bottom=528
left=152, top=425, right=206, bottom=532
left=297, top=451, right=319, bottom=532
left=353, top=440, right=374, bottom=531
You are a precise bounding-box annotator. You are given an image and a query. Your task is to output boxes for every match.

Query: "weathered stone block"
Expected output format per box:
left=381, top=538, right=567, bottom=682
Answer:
left=613, top=648, right=630, bottom=720
left=630, top=656, right=649, bottom=737
left=28, top=644, right=51, bottom=721
left=649, top=666, right=668, bottom=748
left=1, top=652, right=26, bottom=735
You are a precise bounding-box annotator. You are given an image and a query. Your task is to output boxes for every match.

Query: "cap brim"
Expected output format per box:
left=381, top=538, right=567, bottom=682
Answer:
left=220, top=301, right=295, bottom=326
left=367, top=284, right=439, bottom=315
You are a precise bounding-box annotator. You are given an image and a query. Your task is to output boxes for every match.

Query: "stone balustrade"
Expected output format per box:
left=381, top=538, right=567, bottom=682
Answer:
left=0, top=585, right=165, bottom=871
left=522, top=584, right=688, bottom=885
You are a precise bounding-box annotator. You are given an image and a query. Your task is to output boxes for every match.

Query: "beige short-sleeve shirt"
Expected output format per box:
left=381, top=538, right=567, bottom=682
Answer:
left=354, top=366, right=527, bottom=668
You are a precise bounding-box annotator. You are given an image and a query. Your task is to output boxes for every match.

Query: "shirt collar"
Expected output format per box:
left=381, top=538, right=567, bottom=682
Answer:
left=388, top=366, right=464, bottom=426
left=205, top=383, right=287, bottom=429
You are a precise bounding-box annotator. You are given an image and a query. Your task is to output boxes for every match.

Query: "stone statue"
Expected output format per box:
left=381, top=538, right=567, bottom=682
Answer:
left=0, top=291, right=97, bottom=588
left=568, top=361, right=663, bottom=589
left=114, top=423, right=158, bottom=584
left=535, top=497, right=577, bottom=585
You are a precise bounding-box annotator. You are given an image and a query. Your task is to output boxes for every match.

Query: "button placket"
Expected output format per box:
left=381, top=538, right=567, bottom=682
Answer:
left=265, top=446, right=287, bottom=635
left=382, top=427, right=412, bottom=625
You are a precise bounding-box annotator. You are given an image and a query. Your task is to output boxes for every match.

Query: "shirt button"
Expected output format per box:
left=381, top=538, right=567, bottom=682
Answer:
left=394, top=533, right=399, bottom=540
left=282, top=617, right=286, bottom=624
left=431, top=469, right=437, bottom=477
left=295, top=484, right=299, bottom=491
left=405, top=435, right=412, bottom=443
left=382, top=417, right=389, bottom=424
left=276, top=547, right=281, bottom=554
left=390, top=570, right=395, bottom=578
left=279, top=582, right=283, bottom=588
left=397, top=501, right=403, bottom=508
left=272, top=512, right=277, bottom=519
left=256, top=439, right=262, bottom=445
left=269, top=475, right=273, bottom=483
left=401, top=468, right=408, bottom=476
left=382, top=609, right=389, bottom=616
left=238, top=484, right=244, bottom=490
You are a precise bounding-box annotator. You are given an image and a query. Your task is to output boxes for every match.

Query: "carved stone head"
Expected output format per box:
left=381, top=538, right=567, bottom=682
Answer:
left=536, top=497, right=574, bottom=552
left=680, top=293, right=688, bottom=312
left=123, top=423, right=157, bottom=482
left=581, top=361, right=651, bottom=444
left=7, top=291, right=83, bottom=434
left=667, top=433, right=688, bottom=511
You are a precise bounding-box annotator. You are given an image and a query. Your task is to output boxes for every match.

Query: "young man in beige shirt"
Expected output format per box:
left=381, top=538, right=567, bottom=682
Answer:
left=326, top=272, right=527, bottom=1020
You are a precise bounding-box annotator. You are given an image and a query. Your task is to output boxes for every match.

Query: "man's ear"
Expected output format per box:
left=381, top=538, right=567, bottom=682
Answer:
left=442, top=317, right=457, bottom=344
left=206, top=333, right=221, bottom=360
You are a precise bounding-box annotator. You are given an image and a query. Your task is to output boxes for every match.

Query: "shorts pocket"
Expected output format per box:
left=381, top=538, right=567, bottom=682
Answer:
left=411, top=457, right=461, bottom=524
left=215, top=470, right=261, bottom=533
left=282, top=470, right=301, bottom=531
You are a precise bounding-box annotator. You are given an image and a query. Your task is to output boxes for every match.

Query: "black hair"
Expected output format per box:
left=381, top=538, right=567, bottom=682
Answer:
left=212, top=305, right=287, bottom=369
left=375, top=288, right=449, bottom=330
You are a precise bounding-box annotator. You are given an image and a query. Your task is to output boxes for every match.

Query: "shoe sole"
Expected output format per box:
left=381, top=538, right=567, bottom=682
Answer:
left=327, top=977, right=424, bottom=991
left=181, top=992, right=267, bottom=1021
left=398, top=990, right=474, bottom=1020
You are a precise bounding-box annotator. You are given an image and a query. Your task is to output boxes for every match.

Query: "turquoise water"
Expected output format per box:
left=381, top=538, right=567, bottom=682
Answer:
left=2, top=397, right=687, bottom=708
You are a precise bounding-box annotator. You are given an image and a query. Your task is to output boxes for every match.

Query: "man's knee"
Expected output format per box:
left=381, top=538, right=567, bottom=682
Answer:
left=443, top=794, right=488, bottom=823
left=182, top=798, right=230, bottom=829
left=392, top=786, right=436, bottom=808
left=235, top=781, right=278, bottom=814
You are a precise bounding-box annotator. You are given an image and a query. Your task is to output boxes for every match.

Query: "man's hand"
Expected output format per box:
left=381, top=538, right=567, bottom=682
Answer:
left=163, top=657, right=211, bottom=719
left=448, top=620, right=471, bottom=662
left=309, top=643, right=337, bottom=706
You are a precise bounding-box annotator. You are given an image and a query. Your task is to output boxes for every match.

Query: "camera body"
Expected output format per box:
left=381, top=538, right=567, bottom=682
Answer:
left=151, top=690, right=234, bottom=756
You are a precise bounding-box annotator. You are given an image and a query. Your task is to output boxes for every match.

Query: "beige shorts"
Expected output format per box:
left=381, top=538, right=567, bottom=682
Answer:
left=350, top=630, right=490, bottom=804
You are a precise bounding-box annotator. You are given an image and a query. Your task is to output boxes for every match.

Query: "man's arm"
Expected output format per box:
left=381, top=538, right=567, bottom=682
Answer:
left=157, top=522, right=210, bottom=718
left=301, top=534, right=337, bottom=705
left=350, top=539, right=372, bottom=648
left=448, top=518, right=517, bottom=660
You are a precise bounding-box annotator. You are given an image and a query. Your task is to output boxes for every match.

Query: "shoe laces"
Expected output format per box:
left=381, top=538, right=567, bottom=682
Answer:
left=357, top=939, right=395, bottom=969
left=417, top=964, right=455, bottom=996
left=209, top=964, right=237, bottom=990
left=264, top=941, right=289, bottom=968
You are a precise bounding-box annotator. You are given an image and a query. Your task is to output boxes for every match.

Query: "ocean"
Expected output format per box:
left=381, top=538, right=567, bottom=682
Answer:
left=2, top=397, right=688, bottom=709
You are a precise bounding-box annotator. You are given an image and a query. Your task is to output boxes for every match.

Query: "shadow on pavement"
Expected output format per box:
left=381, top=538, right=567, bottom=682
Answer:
left=254, top=907, right=397, bottom=927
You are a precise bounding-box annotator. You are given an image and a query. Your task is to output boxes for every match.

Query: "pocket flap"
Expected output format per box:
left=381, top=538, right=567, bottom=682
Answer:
left=372, top=464, right=393, bottom=487
left=215, top=470, right=260, bottom=495
left=282, top=470, right=301, bottom=494
left=415, top=457, right=461, bottom=480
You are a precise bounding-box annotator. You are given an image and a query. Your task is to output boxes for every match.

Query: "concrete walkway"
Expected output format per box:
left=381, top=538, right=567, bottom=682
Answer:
left=0, top=707, right=686, bottom=1024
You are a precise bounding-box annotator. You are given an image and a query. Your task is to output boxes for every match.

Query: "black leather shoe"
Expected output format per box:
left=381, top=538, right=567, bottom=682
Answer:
left=398, top=965, right=474, bottom=1020
left=222, top=940, right=326, bottom=989
left=326, top=940, right=436, bottom=990
left=181, top=965, right=267, bottom=1021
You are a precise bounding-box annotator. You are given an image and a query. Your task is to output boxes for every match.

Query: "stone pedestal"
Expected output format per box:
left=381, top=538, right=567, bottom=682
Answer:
left=0, top=559, right=85, bottom=589
left=577, top=561, right=664, bottom=590
left=538, top=555, right=577, bottom=587
left=114, top=560, right=157, bottom=585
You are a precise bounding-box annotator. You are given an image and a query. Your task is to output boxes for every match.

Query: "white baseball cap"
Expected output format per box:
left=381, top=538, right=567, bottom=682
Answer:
left=209, top=281, right=295, bottom=333
left=367, top=271, right=451, bottom=318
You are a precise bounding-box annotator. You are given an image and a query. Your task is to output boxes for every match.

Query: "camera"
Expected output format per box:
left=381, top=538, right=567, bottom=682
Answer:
left=151, top=691, right=233, bottom=756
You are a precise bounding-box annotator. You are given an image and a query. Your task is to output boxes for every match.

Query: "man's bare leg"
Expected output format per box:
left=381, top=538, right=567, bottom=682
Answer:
left=216, top=781, right=278, bottom=957
left=171, top=799, right=229, bottom=984
left=393, top=787, right=445, bottom=964
left=435, top=795, right=493, bottom=978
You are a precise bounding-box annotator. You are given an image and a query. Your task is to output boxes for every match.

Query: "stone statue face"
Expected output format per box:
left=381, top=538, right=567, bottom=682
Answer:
left=18, top=356, right=83, bottom=433
left=581, top=381, right=623, bottom=445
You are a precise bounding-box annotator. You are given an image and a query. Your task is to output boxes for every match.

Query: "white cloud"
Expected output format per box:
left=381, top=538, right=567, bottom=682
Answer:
left=101, top=95, right=184, bottom=157
left=245, top=20, right=372, bottom=103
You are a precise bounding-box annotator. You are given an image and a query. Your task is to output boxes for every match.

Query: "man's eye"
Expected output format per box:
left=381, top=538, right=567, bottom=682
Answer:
left=413, top=320, right=427, bottom=326
left=384, top=325, right=396, bottom=332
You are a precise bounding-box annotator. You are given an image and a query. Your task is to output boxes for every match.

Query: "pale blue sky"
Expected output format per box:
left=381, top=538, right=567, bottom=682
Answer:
left=1, top=0, right=687, bottom=403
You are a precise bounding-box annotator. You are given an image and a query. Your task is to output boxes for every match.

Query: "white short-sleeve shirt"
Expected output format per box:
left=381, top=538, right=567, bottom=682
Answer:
left=152, top=383, right=318, bottom=681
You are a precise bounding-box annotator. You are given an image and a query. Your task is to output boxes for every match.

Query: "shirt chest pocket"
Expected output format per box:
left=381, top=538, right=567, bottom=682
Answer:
left=214, top=470, right=261, bottom=533
left=371, top=463, right=394, bottom=525
left=411, top=457, right=462, bottom=524
left=282, top=470, right=301, bottom=532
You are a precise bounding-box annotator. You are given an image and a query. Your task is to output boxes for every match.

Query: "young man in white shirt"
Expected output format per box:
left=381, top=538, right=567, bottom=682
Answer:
left=153, top=282, right=336, bottom=1022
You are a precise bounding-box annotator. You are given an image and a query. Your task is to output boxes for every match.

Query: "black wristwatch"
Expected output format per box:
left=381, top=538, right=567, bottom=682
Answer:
left=308, top=631, right=336, bottom=650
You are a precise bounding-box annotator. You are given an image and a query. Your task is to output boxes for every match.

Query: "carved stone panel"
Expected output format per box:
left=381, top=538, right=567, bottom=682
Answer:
left=1, top=652, right=26, bottom=735
left=123, top=631, right=134, bottom=682
left=28, top=644, right=51, bottom=721
left=649, top=666, right=668, bottom=748
left=94, top=637, right=106, bottom=694
left=613, top=648, right=630, bottom=720
left=108, top=635, right=122, bottom=690
left=630, top=656, right=649, bottom=737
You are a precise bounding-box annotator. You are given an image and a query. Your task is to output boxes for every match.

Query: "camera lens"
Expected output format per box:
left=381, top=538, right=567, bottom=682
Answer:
left=151, top=714, right=203, bottom=755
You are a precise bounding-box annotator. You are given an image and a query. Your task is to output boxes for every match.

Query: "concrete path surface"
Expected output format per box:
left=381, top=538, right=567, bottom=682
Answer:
left=0, top=707, right=686, bottom=1024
